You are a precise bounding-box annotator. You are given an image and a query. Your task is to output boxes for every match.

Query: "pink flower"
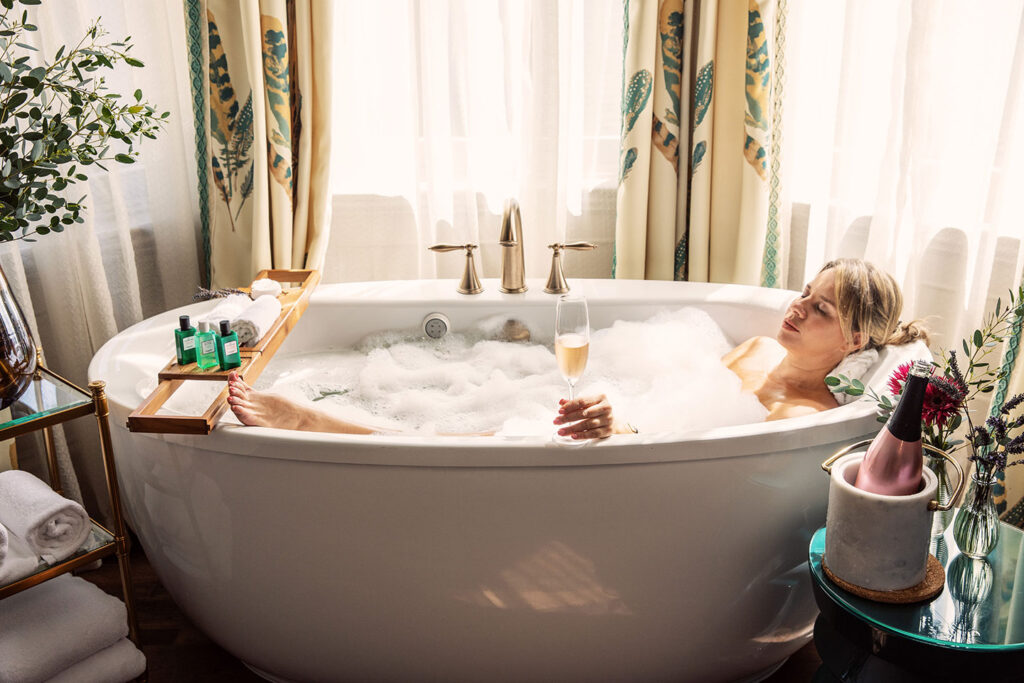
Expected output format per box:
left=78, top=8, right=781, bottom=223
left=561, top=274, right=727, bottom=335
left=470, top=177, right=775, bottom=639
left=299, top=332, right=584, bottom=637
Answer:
left=887, top=362, right=911, bottom=397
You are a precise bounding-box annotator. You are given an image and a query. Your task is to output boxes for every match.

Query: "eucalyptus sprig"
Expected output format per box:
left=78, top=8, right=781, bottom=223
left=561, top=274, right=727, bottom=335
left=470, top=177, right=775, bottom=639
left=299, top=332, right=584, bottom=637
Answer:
left=0, top=0, right=168, bottom=242
left=943, top=287, right=1024, bottom=403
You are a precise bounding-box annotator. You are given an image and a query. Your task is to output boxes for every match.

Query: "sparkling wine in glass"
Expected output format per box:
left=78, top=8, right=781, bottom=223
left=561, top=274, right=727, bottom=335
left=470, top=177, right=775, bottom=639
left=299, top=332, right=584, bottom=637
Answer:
left=555, top=294, right=590, bottom=402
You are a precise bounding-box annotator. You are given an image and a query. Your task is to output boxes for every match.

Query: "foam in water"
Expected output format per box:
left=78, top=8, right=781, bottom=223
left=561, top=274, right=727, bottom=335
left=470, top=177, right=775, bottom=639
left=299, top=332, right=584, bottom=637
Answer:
left=243, top=307, right=768, bottom=436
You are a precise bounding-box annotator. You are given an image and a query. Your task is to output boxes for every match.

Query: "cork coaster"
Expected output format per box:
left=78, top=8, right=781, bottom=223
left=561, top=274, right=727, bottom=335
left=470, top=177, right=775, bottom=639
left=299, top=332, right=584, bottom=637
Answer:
left=822, top=554, right=945, bottom=604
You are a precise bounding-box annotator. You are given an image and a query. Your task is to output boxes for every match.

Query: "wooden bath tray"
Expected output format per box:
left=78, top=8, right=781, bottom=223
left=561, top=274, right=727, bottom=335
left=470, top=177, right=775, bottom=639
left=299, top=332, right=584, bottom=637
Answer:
left=127, top=269, right=320, bottom=435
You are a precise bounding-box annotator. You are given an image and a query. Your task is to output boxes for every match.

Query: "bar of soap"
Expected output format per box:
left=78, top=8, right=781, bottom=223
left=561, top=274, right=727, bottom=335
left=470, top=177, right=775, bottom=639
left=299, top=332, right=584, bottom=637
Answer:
left=250, top=278, right=283, bottom=299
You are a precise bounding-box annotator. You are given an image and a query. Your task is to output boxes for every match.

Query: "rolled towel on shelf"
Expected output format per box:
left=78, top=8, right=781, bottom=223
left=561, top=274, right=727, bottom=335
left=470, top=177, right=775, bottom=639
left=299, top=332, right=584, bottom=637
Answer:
left=0, top=574, right=128, bottom=683
left=46, top=638, right=146, bottom=683
left=198, top=293, right=252, bottom=326
left=249, top=277, right=283, bottom=299
left=0, top=471, right=90, bottom=564
left=0, top=521, right=41, bottom=586
left=232, top=295, right=283, bottom=347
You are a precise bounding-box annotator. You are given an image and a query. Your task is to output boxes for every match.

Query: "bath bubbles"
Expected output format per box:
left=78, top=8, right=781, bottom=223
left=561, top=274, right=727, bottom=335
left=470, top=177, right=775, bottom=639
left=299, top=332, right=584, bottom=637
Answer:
left=255, top=307, right=768, bottom=436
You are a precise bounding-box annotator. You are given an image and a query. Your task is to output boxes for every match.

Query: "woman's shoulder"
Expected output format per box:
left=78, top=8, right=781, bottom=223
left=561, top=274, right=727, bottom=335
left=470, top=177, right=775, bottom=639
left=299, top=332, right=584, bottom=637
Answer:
left=722, top=336, right=778, bottom=364
left=724, top=335, right=778, bottom=368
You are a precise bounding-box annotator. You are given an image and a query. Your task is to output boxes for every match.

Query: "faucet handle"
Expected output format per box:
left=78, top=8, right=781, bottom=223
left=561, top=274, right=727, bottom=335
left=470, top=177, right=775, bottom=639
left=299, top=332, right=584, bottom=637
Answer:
left=429, top=243, right=476, bottom=253
left=549, top=241, right=597, bottom=253
left=544, top=242, right=597, bottom=294
left=428, top=243, right=483, bottom=295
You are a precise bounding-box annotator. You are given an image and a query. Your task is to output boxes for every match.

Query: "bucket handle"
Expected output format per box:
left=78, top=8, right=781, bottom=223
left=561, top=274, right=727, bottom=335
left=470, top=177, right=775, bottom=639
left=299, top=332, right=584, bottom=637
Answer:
left=820, top=440, right=965, bottom=512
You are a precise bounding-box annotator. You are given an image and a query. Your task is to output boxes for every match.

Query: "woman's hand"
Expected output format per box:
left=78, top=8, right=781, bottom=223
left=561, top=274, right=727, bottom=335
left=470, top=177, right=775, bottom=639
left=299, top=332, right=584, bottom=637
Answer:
left=554, top=394, right=630, bottom=440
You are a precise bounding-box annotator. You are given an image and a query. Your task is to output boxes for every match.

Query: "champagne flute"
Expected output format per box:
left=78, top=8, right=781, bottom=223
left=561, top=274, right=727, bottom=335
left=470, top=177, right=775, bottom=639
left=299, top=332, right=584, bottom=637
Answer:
left=555, top=294, right=590, bottom=403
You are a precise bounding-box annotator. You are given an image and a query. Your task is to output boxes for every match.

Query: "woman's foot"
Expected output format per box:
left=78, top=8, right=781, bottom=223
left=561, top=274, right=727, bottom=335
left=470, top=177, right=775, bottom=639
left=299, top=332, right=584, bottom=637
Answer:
left=226, top=372, right=377, bottom=434
left=227, top=372, right=311, bottom=430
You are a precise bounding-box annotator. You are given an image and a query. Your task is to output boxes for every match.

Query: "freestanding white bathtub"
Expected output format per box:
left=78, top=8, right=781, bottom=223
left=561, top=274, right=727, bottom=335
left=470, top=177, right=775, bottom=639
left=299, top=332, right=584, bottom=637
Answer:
left=89, top=278, right=910, bottom=683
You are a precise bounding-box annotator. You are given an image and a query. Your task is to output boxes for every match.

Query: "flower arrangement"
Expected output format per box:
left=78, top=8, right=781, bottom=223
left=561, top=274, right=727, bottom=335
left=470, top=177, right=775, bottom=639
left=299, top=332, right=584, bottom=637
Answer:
left=828, top=287, right=1024, bottom=478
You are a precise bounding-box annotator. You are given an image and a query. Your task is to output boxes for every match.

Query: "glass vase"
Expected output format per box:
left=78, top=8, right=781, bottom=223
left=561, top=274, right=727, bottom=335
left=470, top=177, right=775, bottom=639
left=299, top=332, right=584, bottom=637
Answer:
left=953, top=468, right=1000, bottom=559
left=926, top=454, right=954, bottom=536
left=0, top=263, right=36, bottom=408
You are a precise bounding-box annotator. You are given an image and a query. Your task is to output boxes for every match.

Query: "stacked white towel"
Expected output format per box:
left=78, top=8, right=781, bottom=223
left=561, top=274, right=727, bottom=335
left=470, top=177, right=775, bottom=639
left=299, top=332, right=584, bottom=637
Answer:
left=198, top=293, right=252, bottom=326
left=231, top=294, right=282, bottom=346
left=46, top=638, right=146, bottom=683
left=0, top=471, right=89, bottom=564
left=0, top=521, right=40, bottom=585
left=0, top=574, right=143, bottom=683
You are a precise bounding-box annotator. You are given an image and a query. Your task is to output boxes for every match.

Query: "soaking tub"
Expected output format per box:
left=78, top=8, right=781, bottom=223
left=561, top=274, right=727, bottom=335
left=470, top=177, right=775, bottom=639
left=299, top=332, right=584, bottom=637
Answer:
left=89, top=278, right=914, bottom=683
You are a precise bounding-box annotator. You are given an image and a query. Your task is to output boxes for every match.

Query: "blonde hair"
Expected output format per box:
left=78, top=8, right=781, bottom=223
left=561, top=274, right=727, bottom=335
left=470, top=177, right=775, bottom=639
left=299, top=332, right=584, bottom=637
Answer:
left=820, top=259, right=929, bottom=350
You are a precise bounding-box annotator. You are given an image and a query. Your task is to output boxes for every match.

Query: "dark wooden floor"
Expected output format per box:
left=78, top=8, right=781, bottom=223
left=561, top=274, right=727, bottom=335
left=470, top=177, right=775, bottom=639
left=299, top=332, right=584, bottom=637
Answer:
left=79, top=537, right=821, bottom=682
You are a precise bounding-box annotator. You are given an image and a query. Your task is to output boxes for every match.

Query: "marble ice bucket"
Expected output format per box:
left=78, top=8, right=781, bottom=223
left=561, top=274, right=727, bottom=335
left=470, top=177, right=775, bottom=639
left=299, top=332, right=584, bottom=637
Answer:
left=822, top=442, right=960, bottom=591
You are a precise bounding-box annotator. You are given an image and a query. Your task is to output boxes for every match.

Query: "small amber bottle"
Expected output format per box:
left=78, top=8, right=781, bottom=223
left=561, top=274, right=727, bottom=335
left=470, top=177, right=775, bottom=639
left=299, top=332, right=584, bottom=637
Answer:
left=216, top=319, right=242, bottom=370
left=195, top=321, right=220, bottom=370
left=174, top=315, right=197, bottom=365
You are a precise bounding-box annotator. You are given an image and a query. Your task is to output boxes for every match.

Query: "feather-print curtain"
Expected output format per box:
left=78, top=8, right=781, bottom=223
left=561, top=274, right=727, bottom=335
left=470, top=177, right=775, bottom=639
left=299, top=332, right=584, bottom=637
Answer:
left=615, top=0, right=784, bottom=285
left=187, top=0, right=333, bottom=288
left=614, top=0, right=686, bottom=280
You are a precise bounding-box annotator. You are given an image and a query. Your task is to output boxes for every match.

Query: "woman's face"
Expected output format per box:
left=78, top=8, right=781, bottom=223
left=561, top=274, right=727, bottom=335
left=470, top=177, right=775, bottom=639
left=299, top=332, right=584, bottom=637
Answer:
left=778, top=269, right=862, bottom=360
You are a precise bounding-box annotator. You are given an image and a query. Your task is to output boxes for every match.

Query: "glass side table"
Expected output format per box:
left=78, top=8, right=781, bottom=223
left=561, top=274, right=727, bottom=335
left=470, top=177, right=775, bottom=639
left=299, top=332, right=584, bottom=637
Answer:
left=809, top=523, right=1024, bottom=681
left=0, top=363, right=140, bottom=657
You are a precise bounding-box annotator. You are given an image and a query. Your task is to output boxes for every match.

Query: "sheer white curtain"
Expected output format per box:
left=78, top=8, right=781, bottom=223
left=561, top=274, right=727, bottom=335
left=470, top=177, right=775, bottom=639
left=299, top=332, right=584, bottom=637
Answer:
left=323, top=0, right=621, bottom=284
left=780, top=0, right=1024, bottom=352
left=1, top=0, right=200, bottom=520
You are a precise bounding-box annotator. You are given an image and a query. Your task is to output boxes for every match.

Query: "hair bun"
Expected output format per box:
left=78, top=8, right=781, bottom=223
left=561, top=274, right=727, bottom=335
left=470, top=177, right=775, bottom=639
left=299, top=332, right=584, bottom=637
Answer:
left=887, top=319, right=929, bottom=346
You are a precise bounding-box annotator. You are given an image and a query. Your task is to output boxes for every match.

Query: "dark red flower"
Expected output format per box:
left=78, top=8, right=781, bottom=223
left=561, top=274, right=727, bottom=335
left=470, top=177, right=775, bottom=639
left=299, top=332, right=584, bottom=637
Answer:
left=886, top=363, right=966, bottom=428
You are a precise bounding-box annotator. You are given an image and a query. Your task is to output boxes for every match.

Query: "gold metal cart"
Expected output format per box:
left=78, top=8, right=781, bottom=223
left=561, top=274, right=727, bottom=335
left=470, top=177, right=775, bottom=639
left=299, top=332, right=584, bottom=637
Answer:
left=0, top=357, right=141, bottom=677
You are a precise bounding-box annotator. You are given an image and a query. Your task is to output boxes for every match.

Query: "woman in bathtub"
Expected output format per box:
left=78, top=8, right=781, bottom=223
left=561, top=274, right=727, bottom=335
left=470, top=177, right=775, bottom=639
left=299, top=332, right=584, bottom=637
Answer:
left=226, top=258, right=927, bottom=437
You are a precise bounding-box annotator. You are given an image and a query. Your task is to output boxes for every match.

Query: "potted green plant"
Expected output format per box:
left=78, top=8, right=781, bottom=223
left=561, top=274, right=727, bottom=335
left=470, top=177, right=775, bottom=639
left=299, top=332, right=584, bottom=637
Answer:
left=0, top=0, right=167, bottom=406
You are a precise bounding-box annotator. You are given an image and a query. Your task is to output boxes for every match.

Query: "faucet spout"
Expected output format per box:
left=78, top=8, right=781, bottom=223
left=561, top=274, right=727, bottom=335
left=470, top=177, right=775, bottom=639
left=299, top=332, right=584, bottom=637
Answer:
left=499, top=198, right=527, bottom=293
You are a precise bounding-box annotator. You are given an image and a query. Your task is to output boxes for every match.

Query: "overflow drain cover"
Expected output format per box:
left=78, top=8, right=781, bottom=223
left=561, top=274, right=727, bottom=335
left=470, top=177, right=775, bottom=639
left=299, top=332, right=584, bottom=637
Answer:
left=422, top=313, right=450, bottom=339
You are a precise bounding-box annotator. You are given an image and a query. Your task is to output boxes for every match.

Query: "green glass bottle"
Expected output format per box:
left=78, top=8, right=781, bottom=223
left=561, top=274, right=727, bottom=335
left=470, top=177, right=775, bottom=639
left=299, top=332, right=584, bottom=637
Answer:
left=216, top=319, right=242, bottom=370
left=195, top=321, right=220, bottom=370
left=174, top=314, right=197, bottom=365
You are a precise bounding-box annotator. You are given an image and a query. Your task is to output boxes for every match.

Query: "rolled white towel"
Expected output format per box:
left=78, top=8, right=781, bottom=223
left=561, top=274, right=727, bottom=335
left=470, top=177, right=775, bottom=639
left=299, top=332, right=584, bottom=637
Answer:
left=0, top=471, right=90, bottom=564
left=46, top=638, right=146, bottom=683
left=232, top=295, right=283, bottom=346
left=0, top=574, right=128, bottom=683
left=250, top=277, right=283, bottom=299
left=0, top=521, right=41, bottom=585
left=198, top=293, right=252, bottom=326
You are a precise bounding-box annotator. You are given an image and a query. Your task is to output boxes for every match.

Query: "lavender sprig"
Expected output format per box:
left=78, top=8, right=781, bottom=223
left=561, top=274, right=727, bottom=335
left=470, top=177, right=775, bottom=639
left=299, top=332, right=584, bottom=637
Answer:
left=192, top=286, right=246, bottom=302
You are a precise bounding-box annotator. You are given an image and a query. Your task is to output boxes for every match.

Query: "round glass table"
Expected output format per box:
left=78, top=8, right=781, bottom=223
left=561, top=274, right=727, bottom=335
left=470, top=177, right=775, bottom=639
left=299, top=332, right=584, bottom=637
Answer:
left=809, top=521, right=1024, bottom=681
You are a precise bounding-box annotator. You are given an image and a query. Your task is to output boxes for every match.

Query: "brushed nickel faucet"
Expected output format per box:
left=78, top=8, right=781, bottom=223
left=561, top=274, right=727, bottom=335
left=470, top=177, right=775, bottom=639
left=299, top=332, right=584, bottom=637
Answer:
left=428, top=243, right=483, bottom=294
left=499, top=199, right=527, bottom=293
left=544, top=242, right=597, bottom=294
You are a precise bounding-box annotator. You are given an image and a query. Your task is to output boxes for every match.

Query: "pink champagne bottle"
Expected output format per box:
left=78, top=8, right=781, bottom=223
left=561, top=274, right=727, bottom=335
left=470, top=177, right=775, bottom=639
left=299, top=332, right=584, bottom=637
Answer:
left=853, top=359, right=930, bottom=495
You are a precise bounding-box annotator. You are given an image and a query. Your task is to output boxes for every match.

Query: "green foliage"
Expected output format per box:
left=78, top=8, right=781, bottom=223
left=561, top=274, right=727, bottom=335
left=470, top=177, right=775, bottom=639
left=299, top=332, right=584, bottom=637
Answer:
left=0, top=0, right=167, bottom=241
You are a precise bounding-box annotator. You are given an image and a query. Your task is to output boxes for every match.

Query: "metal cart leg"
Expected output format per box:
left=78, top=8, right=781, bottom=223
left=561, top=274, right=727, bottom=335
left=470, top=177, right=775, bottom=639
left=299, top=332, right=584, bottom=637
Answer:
left=89, top=381, right=142, bottom=649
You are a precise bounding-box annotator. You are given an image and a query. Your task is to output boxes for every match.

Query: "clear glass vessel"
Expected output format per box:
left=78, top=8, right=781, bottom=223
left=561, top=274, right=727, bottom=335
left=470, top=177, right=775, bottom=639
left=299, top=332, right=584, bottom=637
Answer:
left=953, top=468, right=1000, bottom=559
